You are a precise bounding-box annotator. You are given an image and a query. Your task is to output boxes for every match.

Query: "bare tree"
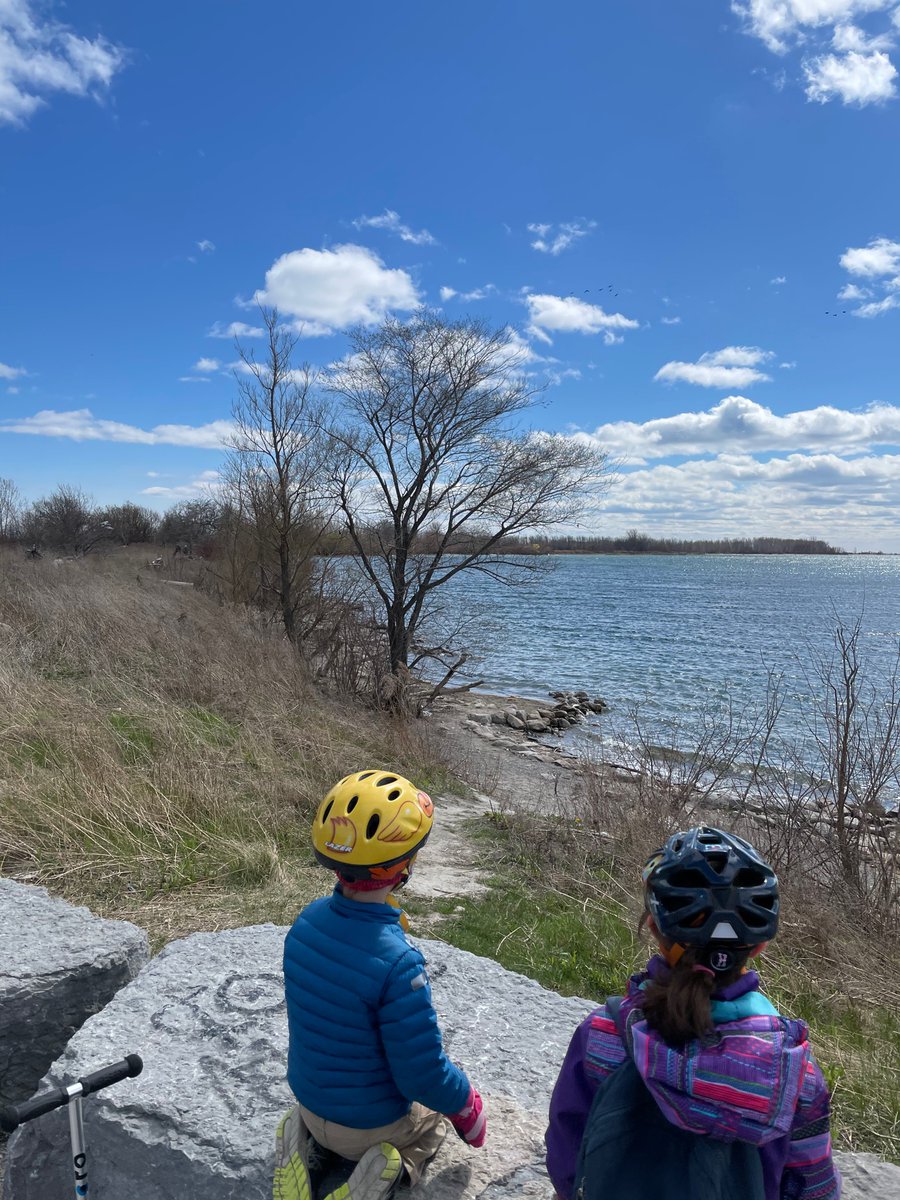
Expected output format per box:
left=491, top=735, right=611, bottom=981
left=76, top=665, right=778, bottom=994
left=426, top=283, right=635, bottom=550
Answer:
left=98, top=502, right=159, bottom=545
left=0, top=477, right=22, bottom=542
left=224, top=308, right=332, bottom=645
left=21, top=485, right=106, bottom=555
left=325, top=313, right=611, bottom=703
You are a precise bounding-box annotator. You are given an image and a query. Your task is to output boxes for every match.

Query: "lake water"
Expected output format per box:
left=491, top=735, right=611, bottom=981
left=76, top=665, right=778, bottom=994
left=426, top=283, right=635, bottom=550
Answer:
left=448, top=554, right=900, bottom=752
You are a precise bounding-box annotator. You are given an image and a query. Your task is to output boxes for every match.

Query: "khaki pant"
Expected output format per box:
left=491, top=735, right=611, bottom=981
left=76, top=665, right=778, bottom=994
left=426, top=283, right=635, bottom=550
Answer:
left=299, top=1102, right=449, bottom=1186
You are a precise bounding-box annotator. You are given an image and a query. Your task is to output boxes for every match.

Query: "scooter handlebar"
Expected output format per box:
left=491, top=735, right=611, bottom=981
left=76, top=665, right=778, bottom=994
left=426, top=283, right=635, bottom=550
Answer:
left=79, top=1053, right=143, bottom=1098
left=0, top=1053, right=143, bottom=1133
left=0, top=1085, right=70, bottom=1134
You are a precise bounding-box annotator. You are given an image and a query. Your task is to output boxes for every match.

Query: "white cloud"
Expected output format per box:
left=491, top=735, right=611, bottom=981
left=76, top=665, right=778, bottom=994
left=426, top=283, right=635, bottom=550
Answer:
left=733, top=1, right=898, bottom=108
left=192, top=357, right=221, bottom=372
left=351, top=210, right=436, bottom=246
left=178, top=376, right=211, bottom=384
left=525, top=293, right=640, bottom=345
left=207, top=321, right=266, bottom=339
left=804, top=47, right=897, bottom=102
left=838, top=237, right=900, bottom=315
left=732, top=0, right=895, bottom=54
left=440, top=283, right=496, bottom=303
left=770, top=275, right=788, bottom=284
left=841, top=235, right=900, bottom=275
left=654, top=346, right=775, bottom=388
left=527, top=220, right=596, bottom=256
left=196, top=239, right=215, bottom=253
left=142, top=470, right=222, bottom=499
left=7, top=386, right=19, bottom=394
left=0, top=361, right=26, bottom=379
left=585, top=396, right=900, bottom=462
left=661, top=316, right=682, bottom=325
left=0, top=408, right=233, bottom=448
left=0, top=0, right=126, bottom=127
left=254, top=243, right=421, bottom=335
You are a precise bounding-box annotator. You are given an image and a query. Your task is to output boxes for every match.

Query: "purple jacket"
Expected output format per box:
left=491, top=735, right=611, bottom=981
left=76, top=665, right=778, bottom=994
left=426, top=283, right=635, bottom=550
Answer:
left=546, top=958, right=841, bottom=1200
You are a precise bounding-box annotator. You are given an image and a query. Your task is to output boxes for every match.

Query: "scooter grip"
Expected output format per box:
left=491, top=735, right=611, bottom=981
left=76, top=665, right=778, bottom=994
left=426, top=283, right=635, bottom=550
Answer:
left=0, top=1085, right=71, bottom=1133
left=79, top=1053, right=143, bottom=1098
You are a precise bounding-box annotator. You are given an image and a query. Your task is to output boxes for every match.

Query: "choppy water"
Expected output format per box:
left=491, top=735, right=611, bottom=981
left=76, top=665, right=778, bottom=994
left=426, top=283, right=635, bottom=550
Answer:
left=447, top=554, right=900, bottom=751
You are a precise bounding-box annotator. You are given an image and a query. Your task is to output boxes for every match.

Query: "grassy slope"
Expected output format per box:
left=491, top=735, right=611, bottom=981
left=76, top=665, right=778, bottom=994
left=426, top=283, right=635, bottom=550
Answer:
left=0, top=550, right=456, bottom=947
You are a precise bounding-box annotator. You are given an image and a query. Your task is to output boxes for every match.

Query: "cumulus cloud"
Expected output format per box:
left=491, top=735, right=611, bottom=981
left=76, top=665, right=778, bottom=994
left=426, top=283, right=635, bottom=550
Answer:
left=0, top=409, right=233, bottom=449
left=351, top=210, right=436, bottom=246
left=584, top=449, right=900, bottom=549
left=207, top=321, right=266, bottom=339
left=654, top=347, right=775, bottom=388
left=527, top=220, right=596, bottom=255
left=585, top=395, right=900, bottom=462
left=192, top=357, right=221, bottom=372
left=0, top=0, right=127, bottom=127
left=0, top=361, right=27, bottom=380
left=732, top=0, right=898, bottom=106
left=804, top=47, right=897, bottom=101
left=196, top=239, right=215, bottom=253
left=661, top=316, right=682, bottom=325
left=838, top=236, right=900, bottom=316
left=525, top=293, right=640, bottom=345
left=178, top=376, right=211, bottom=384
left=770, top=275, right=787, bottom=284
left=253, top=243, right=420, bottom=335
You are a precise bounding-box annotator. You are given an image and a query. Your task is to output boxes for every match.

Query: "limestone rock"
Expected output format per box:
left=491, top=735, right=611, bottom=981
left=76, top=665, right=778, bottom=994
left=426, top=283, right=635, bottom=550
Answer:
left=3, top=930, right=590, bottom=1200
left=0, top=880, right=148, bottom=1107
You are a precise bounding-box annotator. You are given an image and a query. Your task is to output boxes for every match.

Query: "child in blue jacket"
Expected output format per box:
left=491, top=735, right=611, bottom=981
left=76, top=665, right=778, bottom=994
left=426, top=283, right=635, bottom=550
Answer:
left=275, top=770, right=485, bottom=1200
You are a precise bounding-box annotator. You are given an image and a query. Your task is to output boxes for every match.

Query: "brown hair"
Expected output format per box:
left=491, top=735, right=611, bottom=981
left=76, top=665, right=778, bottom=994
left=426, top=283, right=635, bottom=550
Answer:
left=637, top=914, right=750, bottom=1047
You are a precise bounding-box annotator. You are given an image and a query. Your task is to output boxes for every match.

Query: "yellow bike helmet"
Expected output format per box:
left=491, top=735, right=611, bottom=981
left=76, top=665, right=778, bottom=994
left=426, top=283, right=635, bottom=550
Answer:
left=312, top=770, right=434, bottom=883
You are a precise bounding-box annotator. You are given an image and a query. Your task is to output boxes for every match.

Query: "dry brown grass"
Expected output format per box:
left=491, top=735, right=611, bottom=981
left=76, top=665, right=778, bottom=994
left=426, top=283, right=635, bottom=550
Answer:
left=0, top=548, right=458, bottom=946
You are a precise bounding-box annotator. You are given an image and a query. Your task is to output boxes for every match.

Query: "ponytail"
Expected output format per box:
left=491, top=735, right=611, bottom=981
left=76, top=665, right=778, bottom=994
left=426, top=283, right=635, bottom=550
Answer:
left=637, top=915, right=750, bottom=1047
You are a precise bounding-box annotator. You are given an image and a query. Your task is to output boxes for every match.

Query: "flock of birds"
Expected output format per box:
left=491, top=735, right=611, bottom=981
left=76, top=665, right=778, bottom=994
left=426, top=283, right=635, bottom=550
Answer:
left=565, top=285, right=619, bottom=299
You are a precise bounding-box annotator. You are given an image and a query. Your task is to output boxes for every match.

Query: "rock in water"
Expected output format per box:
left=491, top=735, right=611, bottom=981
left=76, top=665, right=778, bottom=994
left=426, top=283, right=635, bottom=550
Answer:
left=0, top=880, right=148, bottom=1107
left=4, top=926, right=898, bottom=1199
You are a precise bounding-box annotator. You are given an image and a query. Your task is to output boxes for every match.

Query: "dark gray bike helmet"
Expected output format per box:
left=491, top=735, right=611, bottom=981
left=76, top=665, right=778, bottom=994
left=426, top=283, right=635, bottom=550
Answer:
left=642, top=827, right=779, bottom=972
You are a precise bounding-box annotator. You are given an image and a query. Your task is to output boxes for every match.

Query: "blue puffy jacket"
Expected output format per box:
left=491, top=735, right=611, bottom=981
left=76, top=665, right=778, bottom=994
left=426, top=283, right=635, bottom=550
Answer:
left=283, top=887, right=471, bottom=1128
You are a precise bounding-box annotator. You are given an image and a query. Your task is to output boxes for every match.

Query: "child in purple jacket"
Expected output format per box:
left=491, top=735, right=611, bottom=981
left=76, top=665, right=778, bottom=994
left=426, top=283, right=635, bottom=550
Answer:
left=546, top=826, right=841, bottom=1200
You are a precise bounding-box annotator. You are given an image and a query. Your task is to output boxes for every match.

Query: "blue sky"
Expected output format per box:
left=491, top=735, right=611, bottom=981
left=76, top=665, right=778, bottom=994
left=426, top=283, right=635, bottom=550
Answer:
left=1, top=0, right=899, bottom=550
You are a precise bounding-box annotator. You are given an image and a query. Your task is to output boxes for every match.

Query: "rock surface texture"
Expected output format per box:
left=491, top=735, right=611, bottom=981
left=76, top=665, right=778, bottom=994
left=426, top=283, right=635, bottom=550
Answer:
left=4, top=926, right=899, bottom=1199
left=0, top=880, right=148, bottom=1107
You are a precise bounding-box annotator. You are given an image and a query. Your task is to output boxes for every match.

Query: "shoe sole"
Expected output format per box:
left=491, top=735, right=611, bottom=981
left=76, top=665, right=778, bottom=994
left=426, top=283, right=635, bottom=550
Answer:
left=273, top=1110, right=313, bottom=1200
left=321, top=1142, right=402, bottom=1200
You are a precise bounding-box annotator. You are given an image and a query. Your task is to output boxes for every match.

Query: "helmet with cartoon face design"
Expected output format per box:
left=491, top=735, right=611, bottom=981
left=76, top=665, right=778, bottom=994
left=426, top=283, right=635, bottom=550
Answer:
left=312, top=769, right=434, bottom=882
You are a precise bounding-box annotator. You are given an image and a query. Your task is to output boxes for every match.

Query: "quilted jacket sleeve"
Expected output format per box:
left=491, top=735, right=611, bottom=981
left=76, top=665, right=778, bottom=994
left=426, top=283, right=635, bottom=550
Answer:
left=378, top=948, right=471, bottom=1116
left=546, top=1015, right=599, bottom=1200
left=780, top=1057, right=841, bottom=1200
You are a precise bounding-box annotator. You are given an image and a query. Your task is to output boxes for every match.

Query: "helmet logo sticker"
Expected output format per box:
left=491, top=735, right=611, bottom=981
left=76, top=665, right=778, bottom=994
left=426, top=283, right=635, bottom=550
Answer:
left=378, top=802, right=422, bottom=844
left=417, top=791, right=434, bottom=816
left=710, top=950, right=733, bottom=971
left=325, top=815, right=356, bottom=853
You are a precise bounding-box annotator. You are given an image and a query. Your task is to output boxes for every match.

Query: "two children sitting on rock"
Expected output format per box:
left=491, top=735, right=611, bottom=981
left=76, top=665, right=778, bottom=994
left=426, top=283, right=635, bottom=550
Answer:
left=277, top=774, right=840, bottom=1200
left=276, top=771, right=485, bottom=1200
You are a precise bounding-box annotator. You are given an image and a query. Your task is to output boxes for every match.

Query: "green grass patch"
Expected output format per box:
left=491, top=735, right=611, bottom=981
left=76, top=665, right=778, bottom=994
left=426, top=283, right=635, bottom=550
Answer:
left=108, top=712, right=156, bottom=764
left=10, top=734, right=68, bottom=770
left=184, top=704, right=240, bottom=747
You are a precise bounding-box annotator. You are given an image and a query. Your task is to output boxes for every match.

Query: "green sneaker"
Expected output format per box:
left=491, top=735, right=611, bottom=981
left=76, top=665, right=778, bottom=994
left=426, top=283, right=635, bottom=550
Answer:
left=320, top=1142, right=403, bottom=1200
left=273, top=1106, right=317, bottom=1200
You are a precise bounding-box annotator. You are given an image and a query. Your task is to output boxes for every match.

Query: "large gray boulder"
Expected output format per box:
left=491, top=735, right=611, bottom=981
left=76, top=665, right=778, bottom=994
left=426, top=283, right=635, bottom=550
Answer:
left=0, top=879, right=148, bottom=1107
left=4, top=925, right=899, bottom=1198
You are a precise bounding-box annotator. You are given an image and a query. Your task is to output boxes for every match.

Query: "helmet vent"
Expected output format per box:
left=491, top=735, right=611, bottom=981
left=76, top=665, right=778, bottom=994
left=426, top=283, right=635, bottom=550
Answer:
left=366, top=814, right=380, bottom=839
left=377, top=775, right=398, bottom=787
left=670, top=868, right=708, bottom=889
left=705, top=852, right=728, bottom=875
left=735, top=867, right=766, bottom=887
left=388, top=788, right=402, bottom=801
left=347, top=796, right=359, bottom=813
left=321, top=799, right=334, bottom=824
left=739, top=908, right=769, bottom=929
left=358, top=771, right=375, bottom=781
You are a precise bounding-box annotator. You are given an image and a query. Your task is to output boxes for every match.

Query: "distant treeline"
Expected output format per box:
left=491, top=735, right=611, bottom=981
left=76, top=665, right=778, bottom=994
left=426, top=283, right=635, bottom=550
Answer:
left=498, top=532, right=844, bottom=556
